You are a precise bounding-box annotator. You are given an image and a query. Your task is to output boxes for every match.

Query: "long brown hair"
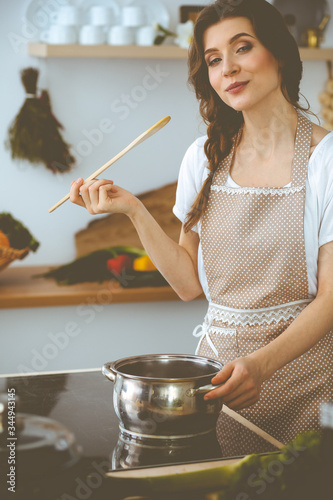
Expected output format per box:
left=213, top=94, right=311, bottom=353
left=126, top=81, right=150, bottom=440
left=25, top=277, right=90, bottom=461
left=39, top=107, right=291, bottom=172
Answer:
left=184, top=0, right=307, bottom=232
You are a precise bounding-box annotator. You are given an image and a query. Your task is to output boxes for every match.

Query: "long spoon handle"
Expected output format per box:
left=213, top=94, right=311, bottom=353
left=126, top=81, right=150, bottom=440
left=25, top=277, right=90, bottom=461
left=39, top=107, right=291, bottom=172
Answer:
left=48, top=115, right=171, bottom=213
left=223, top=405, right=284, bottom=450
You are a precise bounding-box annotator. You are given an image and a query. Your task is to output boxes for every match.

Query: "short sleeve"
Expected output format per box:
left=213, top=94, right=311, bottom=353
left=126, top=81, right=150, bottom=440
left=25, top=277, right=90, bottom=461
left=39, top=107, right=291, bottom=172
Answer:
left=314, top=133, right=333, bottom=247
left=173, top=136, right=208, bottom=233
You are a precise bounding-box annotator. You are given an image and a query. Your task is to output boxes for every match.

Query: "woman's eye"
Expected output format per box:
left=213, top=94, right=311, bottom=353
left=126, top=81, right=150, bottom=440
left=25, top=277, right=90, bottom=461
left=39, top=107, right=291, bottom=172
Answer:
left=208, top=57, right=221, bottom=67
left=237, top=43, right=252, bottom=54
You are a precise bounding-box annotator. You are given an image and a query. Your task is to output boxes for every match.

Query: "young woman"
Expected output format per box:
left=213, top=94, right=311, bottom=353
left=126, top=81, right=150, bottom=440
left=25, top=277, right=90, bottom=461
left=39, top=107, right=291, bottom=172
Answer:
left=70, top=0, right=333, bottom=456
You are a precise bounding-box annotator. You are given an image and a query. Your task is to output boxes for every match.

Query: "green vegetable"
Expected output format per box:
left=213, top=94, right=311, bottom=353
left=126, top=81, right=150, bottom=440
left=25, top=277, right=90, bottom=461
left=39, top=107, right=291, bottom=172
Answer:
left=211, top=431, right=326, bottom=500
left=0, top=212, right=39, bottom=251
left=106, top=431, right=329, bottom=499
left=40, top=247, right=142, bottom=285
left=39, top=246, right=167, bottom=288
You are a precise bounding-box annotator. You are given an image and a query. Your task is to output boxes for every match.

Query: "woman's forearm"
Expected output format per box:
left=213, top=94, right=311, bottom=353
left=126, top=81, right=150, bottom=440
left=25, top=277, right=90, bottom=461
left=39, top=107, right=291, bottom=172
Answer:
left=129, top=200, right=203, bottom=301
left=250, top=292, right=333, bottom=380
left=68, top=178, right=202, bottom=300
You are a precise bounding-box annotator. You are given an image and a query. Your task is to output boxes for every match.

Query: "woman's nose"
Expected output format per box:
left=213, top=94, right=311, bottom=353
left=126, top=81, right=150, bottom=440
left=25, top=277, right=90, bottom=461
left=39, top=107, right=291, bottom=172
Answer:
left=222, top=57, right=239, bottom=77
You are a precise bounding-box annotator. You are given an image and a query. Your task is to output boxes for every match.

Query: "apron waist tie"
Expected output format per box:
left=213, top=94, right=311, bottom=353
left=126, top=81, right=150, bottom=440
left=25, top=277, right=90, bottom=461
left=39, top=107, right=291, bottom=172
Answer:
left=193, top=315, right=218, bottom=357
left=193, top=299, right=313, bottom=357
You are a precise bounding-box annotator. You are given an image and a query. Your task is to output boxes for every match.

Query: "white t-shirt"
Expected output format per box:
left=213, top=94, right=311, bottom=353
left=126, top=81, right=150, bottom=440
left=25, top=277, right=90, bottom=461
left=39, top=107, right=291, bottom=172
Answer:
left=173, top=132, right=333, bottom=302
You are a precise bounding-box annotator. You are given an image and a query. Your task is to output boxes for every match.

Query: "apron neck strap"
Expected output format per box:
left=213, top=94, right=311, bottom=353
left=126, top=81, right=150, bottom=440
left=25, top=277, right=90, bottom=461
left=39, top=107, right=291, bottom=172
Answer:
left=291, top=110, right=313, bottom=187
left=214, top=128, right=242, bottom=185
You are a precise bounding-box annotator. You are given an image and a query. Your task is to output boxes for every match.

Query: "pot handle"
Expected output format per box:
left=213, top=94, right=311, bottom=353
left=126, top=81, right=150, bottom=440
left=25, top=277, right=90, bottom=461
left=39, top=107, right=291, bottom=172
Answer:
left=186, top=383, right=224, bottom=397
left=102, top=363, right=116, bottom=382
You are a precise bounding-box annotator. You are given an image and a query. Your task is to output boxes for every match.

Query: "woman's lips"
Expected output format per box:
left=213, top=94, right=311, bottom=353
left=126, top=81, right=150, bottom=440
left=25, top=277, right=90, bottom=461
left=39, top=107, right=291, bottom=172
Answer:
left=226, top=82, right=249, bottom=94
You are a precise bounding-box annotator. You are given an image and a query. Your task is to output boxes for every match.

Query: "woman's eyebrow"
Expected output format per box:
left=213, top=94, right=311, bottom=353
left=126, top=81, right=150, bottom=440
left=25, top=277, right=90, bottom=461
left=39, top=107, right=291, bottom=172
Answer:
left=204, top=32, right=255, bottom=56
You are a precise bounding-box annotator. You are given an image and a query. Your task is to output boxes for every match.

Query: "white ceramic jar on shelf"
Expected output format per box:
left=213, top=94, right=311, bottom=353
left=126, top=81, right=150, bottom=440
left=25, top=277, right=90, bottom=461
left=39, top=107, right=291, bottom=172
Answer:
left=40, top=25, right=77, bottom=44
left=79, top=25, right=106, bottom=45
left=107, top=25, right=136, bottom=45
left=121, top=6, right=146, bottom=27
left=89, top=6, right=114, bottom=26
left=136, top=25, right=156, bottom=46
left=52, top=5, right=81, bottom=26
left=38, top=5, right=81, bottom=43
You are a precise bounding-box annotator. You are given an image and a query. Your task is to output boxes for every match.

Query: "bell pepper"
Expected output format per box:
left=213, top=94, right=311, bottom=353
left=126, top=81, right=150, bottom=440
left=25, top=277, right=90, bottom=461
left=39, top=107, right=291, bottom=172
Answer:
left=107, top=254, right=132, bottom=275
left=133, top=255, right=157, bottom=272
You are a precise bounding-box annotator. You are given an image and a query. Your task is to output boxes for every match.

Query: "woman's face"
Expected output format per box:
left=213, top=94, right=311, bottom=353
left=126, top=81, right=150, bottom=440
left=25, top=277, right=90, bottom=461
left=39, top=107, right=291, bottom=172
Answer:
left=203, top=17, right=282, bottom=112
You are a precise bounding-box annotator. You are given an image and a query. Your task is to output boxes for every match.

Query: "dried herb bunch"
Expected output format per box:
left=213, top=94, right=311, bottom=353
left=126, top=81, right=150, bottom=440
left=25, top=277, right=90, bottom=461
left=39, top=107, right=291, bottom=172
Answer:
left=6, top=67, right=75, bottom=173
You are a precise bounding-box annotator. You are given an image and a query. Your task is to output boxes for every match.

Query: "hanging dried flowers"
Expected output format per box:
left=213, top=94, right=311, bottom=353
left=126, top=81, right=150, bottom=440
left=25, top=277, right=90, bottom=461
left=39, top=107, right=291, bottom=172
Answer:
left=6, top=67, right=75, bottom=173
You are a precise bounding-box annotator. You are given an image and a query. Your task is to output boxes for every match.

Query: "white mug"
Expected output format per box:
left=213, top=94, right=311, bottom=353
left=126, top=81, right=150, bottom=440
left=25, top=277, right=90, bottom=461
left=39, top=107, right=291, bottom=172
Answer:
left=90, top=6, right=113, bottom=26
left=51, top=6, right=81, bottom=26
left=136, top=25, right=156, bottom=46
left=121, top=6, right=145, bottom=27
left=40, top=25, right=77, bottom=44
left=79, top=25, right=106, bottom=45
left=107, top=25, right=135, bottom=45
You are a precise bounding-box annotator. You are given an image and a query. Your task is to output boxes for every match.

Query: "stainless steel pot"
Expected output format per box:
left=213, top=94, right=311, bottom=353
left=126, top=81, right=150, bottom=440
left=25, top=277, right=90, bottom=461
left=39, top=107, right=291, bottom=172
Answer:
left=102, top=354, right=223, bottom=439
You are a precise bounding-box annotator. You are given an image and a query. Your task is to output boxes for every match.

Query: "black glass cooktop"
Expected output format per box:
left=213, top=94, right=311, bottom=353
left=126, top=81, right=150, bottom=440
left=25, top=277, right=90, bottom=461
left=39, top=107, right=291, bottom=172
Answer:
left=0, top=369, right=270, bottom=500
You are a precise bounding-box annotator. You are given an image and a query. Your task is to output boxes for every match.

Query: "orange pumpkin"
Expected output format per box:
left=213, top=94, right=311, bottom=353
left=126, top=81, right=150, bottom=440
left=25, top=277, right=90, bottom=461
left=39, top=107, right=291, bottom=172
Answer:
left=0, top=230, right=10, bottom=248
left=0, top=230, right=11, bottom=270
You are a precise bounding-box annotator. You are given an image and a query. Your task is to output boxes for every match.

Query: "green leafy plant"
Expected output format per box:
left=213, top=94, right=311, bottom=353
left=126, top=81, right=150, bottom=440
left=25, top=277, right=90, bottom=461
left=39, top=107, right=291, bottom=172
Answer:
left=39, top=246, right=168, bottom=288
left=0, top=212, right=39, bottom=251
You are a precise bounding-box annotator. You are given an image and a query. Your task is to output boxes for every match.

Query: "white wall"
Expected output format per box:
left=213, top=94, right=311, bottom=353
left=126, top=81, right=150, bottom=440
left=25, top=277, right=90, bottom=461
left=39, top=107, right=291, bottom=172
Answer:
left=0, top=0, right=332, bottom=374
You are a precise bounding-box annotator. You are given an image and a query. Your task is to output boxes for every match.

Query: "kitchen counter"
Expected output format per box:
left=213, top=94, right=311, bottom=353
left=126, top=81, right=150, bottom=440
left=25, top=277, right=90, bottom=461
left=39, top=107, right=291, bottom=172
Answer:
left=0, top=266, right=185, bottom=309
left=0, top=368, right=270, bottom=500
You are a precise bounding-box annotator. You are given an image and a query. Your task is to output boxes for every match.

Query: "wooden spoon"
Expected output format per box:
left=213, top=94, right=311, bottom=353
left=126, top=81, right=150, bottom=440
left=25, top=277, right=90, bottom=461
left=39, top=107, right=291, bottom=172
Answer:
left=48, top=115, right=171, bottom=213
left=223, top=406, right=284, bottom=450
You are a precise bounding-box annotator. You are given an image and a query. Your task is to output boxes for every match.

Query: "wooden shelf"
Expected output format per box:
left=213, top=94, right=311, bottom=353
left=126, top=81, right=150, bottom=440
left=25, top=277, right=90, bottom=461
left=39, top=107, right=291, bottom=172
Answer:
left=0, top=265, right=188, bottom=309
left=299, top=47, right=333, bottom=61
left=27, top=43, right=333, bottom=61
left=27, top=43, right=188, bottom=59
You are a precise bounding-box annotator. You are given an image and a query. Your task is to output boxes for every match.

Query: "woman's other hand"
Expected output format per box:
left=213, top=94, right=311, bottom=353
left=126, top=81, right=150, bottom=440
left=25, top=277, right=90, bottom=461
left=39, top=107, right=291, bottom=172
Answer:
left=69, top=178, right=140, bottom=217
left=204, top=356, right=264, bottom=410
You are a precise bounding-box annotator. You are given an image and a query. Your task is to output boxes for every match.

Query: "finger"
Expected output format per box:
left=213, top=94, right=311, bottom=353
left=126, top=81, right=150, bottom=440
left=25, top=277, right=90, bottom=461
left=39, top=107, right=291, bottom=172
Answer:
left=79, top=180, right=96, bottom=211
left=204, top=374, right=237, bottom=401
left=226, top=394, right=258, bottom=411
left=69, top=178, right=85, bottom=207
left=203, top=386, right=224, bottom=401
left=99, top=183, right=118, bottom=206
left=222, top=380, right=258, bottom=405
left=204, top=376, right=242, bottom=401
left=87, top=179, right=114, bottom=209
left=211, top=362, right=234, bottom=384
left=223, top=388, right=257, bottom=407
left=207, top=369, right=245, bottom=400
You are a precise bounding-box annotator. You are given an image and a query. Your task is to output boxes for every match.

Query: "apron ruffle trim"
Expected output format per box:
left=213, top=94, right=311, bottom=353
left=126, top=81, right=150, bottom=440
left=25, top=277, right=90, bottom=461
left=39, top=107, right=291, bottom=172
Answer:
left=207, top=299, right=313, bottom=326
left=210, top=185, right=305, bottom=196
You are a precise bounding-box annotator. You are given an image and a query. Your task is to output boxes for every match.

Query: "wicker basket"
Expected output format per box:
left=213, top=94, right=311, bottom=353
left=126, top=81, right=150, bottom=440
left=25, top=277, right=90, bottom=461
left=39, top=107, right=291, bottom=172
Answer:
left=0, top=245, right=30, bottom=272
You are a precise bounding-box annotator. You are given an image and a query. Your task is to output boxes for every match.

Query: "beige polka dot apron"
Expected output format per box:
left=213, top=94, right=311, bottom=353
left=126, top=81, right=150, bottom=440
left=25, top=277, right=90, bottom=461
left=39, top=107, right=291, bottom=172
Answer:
left=196, top=111, right=333, bottom=457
